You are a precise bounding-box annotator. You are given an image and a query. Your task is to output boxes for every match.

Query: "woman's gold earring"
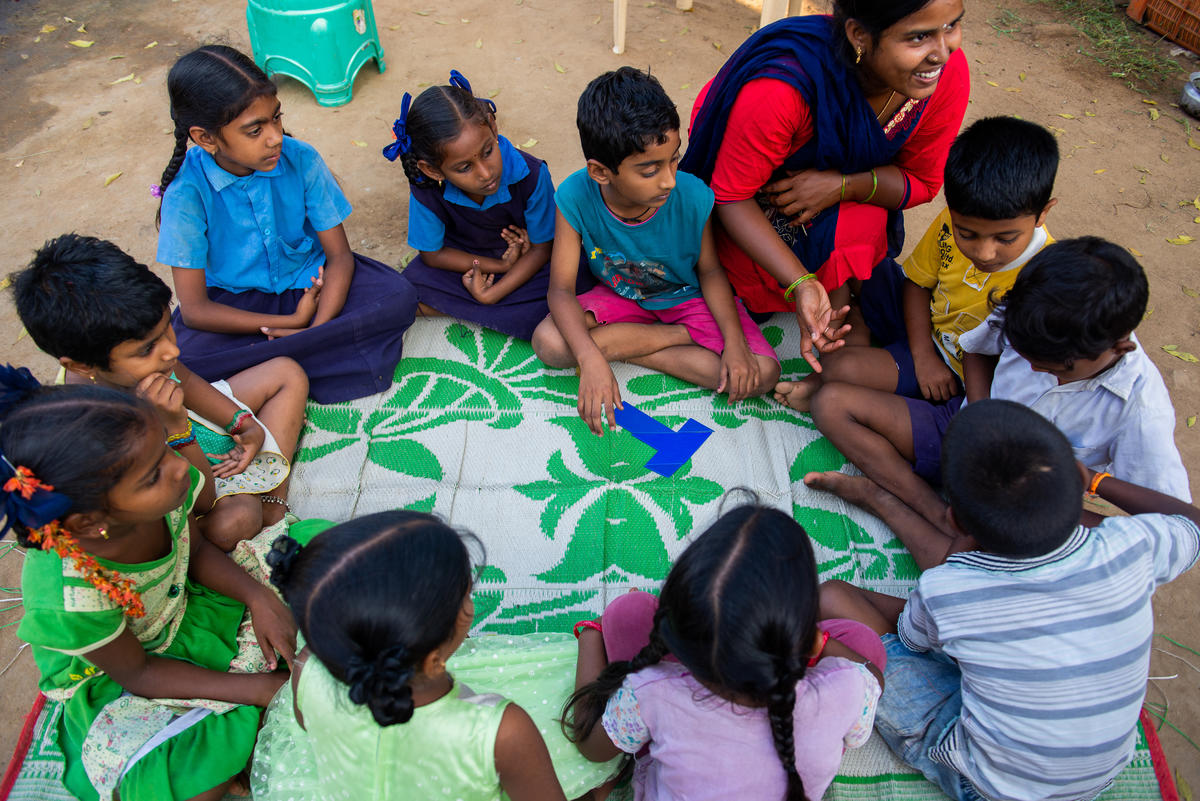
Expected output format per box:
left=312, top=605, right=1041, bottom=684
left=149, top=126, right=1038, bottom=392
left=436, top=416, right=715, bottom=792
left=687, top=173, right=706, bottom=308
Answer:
left=99, top=527, right=109, bottom=540
left=855, top=46, right=863, bottom=64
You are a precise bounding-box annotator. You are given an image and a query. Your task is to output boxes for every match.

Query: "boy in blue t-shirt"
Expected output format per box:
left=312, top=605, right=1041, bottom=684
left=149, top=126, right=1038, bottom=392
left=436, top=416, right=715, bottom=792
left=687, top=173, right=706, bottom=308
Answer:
left=532, top=67, right=779, bottom=436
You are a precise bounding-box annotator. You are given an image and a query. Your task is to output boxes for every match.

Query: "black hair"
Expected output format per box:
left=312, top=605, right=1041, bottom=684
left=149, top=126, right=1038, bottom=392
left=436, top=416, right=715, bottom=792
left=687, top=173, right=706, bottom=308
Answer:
left=12, top=234, right=173, bottom=369
left=564, top=504, right=819, bottom=801
left=0, top=377, right=155, bottom=549
left=831, top=0, right=937, bottom=64
left=995, top=236, right=1148, bottom=367
left=399, top=85, right=495, bottom=188
left=942, top=399, right=1082, bottom=557
left=267, top=511, right=478, bottom=727
left=943, top=117, right=1058, bottom=219
left=158, top=45, right=277, bottom=224
left=576, top=67, right=680, bottom=173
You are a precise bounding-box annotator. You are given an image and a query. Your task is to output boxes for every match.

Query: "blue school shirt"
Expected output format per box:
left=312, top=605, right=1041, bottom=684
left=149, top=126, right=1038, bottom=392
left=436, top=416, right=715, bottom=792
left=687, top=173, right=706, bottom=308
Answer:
left=156, top=136, right=352, bottom=294
left=555, top=168, right=711, bottom=310
left=407, top=135, right=556, bottom=251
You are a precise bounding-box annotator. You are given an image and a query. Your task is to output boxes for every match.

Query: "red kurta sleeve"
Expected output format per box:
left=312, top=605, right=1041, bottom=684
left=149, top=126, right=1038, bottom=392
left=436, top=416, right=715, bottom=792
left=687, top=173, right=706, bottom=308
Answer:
left=893, top=49, right=971, bottom=209
left=702, top=78, right=813, bottom=204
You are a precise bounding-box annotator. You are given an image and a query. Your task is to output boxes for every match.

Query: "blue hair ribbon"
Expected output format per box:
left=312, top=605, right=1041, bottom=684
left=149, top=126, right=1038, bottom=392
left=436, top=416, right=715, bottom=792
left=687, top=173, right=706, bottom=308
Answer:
left=448, top=69, right=497, bottom=114
left=382, top=92, right=413, bottom=162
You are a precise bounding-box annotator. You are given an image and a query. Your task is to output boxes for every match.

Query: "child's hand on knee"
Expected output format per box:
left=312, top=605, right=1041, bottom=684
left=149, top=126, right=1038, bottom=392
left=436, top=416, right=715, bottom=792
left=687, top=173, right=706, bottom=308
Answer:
left=209, top=420, right=264, bottom=477
left=718, top=342, right=760, bottom=402
left=136, top=373, right=189, bottom=434
left=913, top=353, right=959, bottom=403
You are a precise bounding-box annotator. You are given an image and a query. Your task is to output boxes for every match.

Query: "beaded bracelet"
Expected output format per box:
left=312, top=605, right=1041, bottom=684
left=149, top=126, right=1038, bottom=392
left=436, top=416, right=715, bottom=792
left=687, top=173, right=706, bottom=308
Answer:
left=782, top=272, right=816, bottom=302
left=167, top=421, right=196, bottom=451
left=226, top=410, right=253, bottom=436
left=862, top=169, right=879, bottom=203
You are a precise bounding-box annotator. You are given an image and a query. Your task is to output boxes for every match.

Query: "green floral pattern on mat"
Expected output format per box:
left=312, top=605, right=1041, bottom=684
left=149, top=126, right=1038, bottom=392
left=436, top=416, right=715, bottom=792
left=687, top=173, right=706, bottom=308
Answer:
left=290, top=319, right=922, bottom=634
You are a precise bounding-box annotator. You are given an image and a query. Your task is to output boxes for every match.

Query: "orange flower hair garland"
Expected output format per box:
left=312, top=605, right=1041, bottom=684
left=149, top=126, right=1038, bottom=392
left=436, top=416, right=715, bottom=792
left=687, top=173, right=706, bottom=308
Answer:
left=4, top=466, right=146, bottom=619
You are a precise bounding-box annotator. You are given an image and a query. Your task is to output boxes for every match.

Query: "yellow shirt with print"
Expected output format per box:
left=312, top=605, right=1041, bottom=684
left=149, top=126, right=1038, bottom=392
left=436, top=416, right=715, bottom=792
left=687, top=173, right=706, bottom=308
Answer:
left=902, top=207, right=1053, bottom=378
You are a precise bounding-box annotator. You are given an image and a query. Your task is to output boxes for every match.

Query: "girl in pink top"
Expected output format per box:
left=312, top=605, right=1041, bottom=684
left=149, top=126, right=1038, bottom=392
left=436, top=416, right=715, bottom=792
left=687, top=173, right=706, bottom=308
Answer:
left=566, top=504, right=886, bottom=801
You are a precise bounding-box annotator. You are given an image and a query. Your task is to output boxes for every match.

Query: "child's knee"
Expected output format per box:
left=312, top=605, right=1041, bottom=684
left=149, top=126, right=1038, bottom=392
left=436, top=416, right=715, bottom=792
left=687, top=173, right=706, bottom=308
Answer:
left=810, top=381, right=855, bottom=430
left=532, top=319, right=574, bottom=368
left=818, top=579, right=856, bottom=618
left=264, top=357, right=309, bottom=395
left=201, top=494, right=263, bottom=551
left=755, top=357, right=781, bottom=394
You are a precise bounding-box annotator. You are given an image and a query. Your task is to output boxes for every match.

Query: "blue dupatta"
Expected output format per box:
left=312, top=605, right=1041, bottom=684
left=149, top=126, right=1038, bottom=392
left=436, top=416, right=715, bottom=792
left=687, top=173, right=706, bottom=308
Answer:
left=681, top=15, right=922, bottom=183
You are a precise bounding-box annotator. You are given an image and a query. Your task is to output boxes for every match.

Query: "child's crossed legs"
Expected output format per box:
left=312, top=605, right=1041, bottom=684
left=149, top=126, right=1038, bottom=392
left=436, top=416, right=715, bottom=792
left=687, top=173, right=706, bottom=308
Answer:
left=533, top=285, right=779, bottom=396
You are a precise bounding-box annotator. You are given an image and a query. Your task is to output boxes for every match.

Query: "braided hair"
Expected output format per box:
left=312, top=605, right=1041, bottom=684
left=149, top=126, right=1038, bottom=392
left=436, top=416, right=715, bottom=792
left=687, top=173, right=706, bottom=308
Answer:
left=267, top=510, right=479, bottom=727
left=157, top=45, right=276, bottom=225
left=399, top=84, right=495, bottom=188
left=564, top=504, right=821, bottom=801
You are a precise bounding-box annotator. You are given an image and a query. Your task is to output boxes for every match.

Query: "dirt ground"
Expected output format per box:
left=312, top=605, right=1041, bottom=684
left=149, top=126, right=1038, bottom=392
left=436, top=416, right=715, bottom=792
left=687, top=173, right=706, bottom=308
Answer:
left=1, top=0, right=1198, bottom=793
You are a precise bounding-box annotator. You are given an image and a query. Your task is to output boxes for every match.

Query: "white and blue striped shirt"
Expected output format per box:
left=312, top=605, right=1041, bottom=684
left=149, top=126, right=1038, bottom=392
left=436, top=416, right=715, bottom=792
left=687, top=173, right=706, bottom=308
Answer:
left=898, top=514, right=1200, bottom=801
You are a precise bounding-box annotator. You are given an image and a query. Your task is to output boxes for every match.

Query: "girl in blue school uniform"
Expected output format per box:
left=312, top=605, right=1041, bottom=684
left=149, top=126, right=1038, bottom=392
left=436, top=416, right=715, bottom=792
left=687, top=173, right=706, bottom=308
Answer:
left=384, top=71, right=590, bottom=340
left=155, top=45, right=418, bottom=404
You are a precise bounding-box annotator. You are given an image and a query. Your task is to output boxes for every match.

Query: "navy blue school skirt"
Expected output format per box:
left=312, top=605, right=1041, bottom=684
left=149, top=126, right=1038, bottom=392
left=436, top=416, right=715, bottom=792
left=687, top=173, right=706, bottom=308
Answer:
left=403, top=254, right=595, bottom=341
left=172, top=253, right=417, bottom=404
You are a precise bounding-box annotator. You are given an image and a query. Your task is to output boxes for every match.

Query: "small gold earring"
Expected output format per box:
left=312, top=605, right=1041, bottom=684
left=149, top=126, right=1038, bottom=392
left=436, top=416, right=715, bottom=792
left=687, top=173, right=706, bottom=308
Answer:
left=855, top=46, right=863, bottom=64
left=99, top=527, right=109, bottom=540
left=89, top=374, right=97, bottom=383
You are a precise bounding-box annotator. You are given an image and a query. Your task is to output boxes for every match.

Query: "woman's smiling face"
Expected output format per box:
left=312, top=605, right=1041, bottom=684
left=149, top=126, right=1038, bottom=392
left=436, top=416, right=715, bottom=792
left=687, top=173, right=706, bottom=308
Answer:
left=851, top=0, right=965, bottom=100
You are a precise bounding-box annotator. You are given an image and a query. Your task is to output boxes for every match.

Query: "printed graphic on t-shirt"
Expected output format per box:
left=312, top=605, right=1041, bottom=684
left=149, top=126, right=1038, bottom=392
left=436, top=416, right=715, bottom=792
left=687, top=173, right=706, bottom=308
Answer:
left=591, top=247, right=687, bottom=300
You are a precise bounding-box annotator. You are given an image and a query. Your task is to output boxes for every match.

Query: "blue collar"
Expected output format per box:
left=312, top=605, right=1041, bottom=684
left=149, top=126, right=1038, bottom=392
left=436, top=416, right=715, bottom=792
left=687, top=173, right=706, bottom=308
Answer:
left=442, top=135, right=529, bottom=210
left=197, top=143, right=286, bottom=192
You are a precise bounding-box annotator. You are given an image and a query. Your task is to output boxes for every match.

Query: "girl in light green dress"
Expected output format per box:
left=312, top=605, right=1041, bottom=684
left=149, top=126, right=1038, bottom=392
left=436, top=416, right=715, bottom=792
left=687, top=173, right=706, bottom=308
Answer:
left=253, top=512, right=620, bottom=801
left=0, top=369, right=297, bottom=801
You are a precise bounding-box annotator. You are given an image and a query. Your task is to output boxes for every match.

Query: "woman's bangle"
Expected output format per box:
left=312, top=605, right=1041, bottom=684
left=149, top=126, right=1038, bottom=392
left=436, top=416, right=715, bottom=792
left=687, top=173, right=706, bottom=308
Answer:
left=783, top=273, right=816, bottom=302
left=167, top=421, right=195, bottom=451
left=839, top=175, right=847, bottom=202
left=862, top=169, right=879, bottom=203
left=1088, top=471, right=1112, bottom=495
left=573, top=619, right=603, bottom=639
left=226, top=410, right=253, bottom=436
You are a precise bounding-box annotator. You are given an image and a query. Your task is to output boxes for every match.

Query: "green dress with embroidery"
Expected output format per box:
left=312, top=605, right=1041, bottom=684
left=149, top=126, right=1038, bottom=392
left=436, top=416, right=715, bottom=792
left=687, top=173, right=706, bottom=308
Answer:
left=17, top=466, right=274, bottom=801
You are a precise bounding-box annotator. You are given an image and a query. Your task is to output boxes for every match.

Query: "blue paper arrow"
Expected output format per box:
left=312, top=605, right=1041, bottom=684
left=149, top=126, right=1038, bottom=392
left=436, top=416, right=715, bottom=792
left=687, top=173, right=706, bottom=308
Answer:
left=613, top=403, right=713, bottom=478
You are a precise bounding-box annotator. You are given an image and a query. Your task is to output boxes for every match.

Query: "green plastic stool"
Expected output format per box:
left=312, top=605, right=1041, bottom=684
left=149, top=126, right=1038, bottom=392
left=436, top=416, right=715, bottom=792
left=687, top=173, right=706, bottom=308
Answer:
left=246, top=0, right=386, bottom=107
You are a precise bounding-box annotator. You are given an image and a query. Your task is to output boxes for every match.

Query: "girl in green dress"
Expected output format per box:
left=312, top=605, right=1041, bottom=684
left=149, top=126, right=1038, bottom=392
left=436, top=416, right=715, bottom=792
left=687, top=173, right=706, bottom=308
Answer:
left=255, top=511, right=619, bottom=801
left=0, top=367, right=296, bottom=801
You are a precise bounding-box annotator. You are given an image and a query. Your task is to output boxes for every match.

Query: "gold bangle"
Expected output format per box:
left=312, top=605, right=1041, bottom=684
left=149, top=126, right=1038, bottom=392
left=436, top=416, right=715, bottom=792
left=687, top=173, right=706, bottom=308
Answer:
left=840, top=175, right=847, bottom=202
left=862, top=169, right=879, bottom=203
left=783, top=273, right=816, bottom=302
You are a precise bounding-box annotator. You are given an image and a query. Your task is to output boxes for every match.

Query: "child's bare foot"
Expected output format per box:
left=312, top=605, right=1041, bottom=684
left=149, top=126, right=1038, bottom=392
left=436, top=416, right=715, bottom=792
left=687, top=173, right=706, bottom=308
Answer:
left=773, top=376, right=820, bottom=412
left=804, top=470, right=892, bottom=514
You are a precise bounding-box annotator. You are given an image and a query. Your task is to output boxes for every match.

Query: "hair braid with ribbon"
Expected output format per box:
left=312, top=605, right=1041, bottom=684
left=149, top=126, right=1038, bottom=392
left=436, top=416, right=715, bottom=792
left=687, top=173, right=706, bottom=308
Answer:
left=383, top=69, right=498, bottom=188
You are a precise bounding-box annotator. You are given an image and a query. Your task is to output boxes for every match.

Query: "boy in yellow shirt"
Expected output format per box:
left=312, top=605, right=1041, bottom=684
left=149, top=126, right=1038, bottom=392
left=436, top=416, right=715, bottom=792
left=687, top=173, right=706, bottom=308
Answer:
left=775, top=116, right=1058, bottom=409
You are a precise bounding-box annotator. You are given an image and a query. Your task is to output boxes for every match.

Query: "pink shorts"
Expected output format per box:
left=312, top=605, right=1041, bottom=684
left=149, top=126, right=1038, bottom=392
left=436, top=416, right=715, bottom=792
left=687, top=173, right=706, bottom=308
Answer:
left=577, top=284, right=778, bottom=362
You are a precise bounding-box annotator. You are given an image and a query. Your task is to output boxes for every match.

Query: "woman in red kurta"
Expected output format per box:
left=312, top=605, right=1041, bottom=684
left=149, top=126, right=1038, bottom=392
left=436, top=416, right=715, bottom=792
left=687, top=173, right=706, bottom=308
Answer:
left=680, top=0, right=970, bottom=371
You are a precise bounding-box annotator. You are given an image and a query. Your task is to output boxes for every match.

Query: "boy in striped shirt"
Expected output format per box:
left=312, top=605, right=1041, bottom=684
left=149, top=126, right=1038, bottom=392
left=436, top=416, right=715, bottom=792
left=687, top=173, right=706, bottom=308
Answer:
left=812, top=399, right=1200, bottom=801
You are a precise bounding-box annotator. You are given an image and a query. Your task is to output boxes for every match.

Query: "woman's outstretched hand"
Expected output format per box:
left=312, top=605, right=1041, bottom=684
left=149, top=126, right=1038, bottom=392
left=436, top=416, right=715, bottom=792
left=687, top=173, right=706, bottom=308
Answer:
left=763, top=168, right=844, bottom=226
left=793, top=278, right=850, bottom=372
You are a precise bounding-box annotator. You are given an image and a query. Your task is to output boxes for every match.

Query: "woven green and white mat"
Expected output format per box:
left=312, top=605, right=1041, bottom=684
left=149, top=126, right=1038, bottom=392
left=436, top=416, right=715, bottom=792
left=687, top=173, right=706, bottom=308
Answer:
left=289, top=315, right=919, bottom=633
left=3, top=315, right=1168, bottom=800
